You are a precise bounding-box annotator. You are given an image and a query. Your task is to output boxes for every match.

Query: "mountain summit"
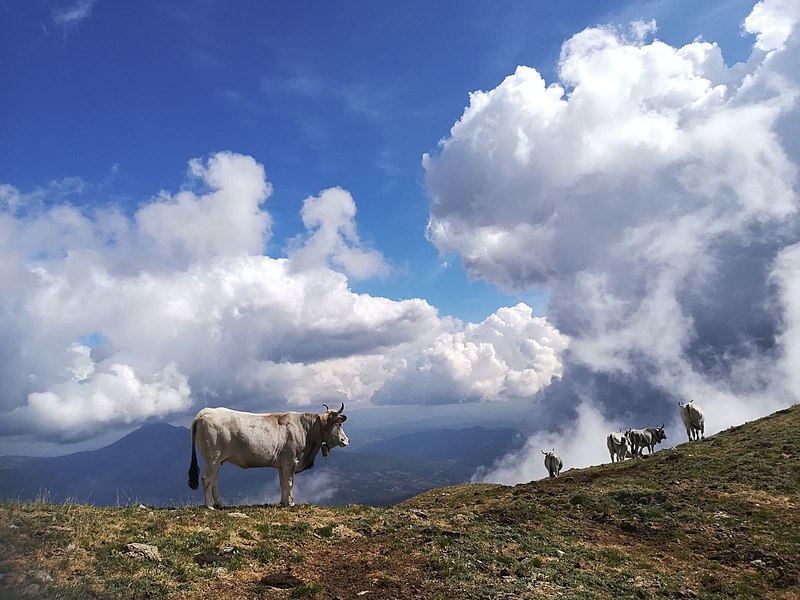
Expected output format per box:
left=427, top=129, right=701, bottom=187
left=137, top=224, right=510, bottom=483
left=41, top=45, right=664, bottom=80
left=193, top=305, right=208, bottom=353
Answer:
left=2, top=405, right=799, bottom=598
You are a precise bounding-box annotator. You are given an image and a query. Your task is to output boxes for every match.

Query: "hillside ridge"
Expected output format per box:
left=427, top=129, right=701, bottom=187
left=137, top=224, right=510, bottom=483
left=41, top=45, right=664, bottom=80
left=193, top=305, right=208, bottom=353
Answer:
left=1, top=404, right=799, bottom=599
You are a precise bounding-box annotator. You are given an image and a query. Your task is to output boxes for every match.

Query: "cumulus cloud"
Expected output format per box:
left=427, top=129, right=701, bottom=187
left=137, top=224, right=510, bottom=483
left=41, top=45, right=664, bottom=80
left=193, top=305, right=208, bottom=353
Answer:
left=374, top=303, right=568, bottom=405
left=424, top=0, right=800, bottom=483
left=0, top=152, right=568, bottom=448
left=136, top=152, right=273, bottom=263
left=745, top=0, right=800, bottom=51
left=287, top=187, right=389, bottom=279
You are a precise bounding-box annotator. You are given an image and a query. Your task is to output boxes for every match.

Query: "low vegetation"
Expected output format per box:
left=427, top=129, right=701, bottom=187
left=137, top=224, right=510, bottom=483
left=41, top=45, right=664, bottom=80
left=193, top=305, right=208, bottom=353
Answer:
left=2, top=405, right=799, bottom=599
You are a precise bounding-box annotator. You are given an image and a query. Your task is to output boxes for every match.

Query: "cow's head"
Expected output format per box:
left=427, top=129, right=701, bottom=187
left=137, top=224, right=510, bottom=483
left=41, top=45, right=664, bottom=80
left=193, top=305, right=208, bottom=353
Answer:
left=320, top=403, right=349, bottom=457
left=656, top=424, right=667, bottom=441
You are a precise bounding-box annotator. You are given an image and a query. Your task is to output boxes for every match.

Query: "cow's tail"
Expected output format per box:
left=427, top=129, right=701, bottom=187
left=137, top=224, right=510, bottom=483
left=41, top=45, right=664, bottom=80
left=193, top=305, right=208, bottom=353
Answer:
left=188, top=419, right=199, bottom=490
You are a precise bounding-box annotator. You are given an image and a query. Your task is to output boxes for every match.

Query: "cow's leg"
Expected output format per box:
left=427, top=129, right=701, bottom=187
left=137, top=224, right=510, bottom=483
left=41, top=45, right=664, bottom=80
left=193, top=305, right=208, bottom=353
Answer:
left=278, top=466, right=295, bottom=507
left=278, top=468, right=288, bottom=506
left=699, top=423, right=704, bottom=439
left=202, top=458, right=221, bottom=510
left=211, top=469, right=223, bottom=509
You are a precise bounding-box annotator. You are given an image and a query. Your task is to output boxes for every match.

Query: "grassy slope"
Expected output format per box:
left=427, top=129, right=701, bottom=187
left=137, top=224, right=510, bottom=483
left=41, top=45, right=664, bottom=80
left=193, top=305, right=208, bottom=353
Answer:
left=1, top=405, right=799, bottom=600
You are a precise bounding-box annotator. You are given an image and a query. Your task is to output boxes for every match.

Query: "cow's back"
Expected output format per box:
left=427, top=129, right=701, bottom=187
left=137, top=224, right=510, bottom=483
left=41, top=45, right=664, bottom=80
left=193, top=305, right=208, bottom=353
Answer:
left=194, top=408, right=307, bottom=469
left=688, top=404, right=704, bottom=426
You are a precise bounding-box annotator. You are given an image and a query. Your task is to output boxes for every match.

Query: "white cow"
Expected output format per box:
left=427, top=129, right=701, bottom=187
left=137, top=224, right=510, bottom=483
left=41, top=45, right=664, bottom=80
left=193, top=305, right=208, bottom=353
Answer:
left=188, top=403, right=349, bottom=508
left=606, top=431, right=630, bottom=463
left=626, top=425, right=667, bottom=457
left=542, top=449, right=563, bottom=478
left=678, top=400, right=705, bottom=441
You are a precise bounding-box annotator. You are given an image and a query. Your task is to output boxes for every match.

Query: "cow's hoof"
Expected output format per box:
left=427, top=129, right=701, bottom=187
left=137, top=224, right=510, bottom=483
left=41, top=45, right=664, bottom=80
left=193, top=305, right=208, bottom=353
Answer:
left=205, top=505, right=215, bottom=510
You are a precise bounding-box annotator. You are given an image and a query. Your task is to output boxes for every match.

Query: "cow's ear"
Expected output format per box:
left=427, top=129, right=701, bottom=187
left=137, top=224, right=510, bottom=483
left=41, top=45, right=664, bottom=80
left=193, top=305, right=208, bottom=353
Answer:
left=338, top=415, right=347, bottom=423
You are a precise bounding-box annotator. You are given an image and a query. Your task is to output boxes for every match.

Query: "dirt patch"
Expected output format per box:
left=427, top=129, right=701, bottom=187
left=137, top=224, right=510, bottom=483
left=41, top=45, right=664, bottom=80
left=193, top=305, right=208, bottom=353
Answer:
left=258, top=571, right=304, bottom=589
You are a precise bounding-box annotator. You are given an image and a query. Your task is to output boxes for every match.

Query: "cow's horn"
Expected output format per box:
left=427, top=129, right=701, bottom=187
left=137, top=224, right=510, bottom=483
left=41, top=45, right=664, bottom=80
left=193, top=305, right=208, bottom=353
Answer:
left=541, top=450, right=547, bottom=455
left=322, top=404, right=330, bottom=411
left=337, top=403, right=345, bottom=415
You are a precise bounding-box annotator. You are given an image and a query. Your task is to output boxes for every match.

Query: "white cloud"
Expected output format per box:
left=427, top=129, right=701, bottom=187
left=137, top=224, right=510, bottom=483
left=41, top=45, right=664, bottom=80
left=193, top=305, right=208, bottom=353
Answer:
left=0, top=152, right=568, bottom=446
left=771, top=242, right=800, bottom=396
left=744, top=0, right=800, bottom=51
left=288, top=187, right=389, bottom=279
left=11, top=363, right=190, bottom=442
left=136, top=152, right=273, bottom=264
left=52, top=0, right=98, bottom=29
left=374, top=303, right=568, bottom=404
left=240, top=470, right=338, bottom=506
left=426, top=1, right=800, bottom=484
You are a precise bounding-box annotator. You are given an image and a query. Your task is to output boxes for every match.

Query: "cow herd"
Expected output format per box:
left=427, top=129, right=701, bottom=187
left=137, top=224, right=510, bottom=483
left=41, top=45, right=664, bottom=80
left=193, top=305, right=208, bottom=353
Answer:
left=186, top=399, right=707, bottom=506
left=545, top=399, right=706, bottom=478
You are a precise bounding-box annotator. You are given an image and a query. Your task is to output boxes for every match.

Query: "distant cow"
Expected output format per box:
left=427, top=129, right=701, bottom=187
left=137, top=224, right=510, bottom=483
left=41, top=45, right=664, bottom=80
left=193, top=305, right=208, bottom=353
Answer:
left=678, top=400, right=705, bottom=441
left=188, top=403, right=349, bottom=509
left=626, top=425, right=667, bottom=457
left=542, top=449, right=563, bottom=478
left=606, top=431, right=630, bottom=463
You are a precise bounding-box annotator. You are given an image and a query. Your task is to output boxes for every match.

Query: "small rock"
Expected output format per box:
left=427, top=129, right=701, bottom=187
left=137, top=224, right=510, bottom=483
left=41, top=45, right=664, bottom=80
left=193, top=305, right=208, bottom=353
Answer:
left=66, top=543, right=76, bottom=552
left=124, top=543, right=162, bottom=562
left=555, top=549, right=565, bottom=557
left=227, top=512, right=249, bottom=519
left=31, top=570, right=52, bottom=583
left=356, top=592, right=370, bottom=597
left=137, top=504, right=147, bottom=509
left=750, top=559, right=765, bottom=567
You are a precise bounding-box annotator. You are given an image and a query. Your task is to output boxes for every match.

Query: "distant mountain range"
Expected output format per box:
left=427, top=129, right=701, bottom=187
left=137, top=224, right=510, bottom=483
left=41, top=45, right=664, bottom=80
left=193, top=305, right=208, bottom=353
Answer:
left=0, top=423, right=518, bottom=507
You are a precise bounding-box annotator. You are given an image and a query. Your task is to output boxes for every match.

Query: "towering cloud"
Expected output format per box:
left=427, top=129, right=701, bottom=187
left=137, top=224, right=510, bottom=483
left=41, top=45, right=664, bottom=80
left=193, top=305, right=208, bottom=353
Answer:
left=422, top=0, right=800, bottom=482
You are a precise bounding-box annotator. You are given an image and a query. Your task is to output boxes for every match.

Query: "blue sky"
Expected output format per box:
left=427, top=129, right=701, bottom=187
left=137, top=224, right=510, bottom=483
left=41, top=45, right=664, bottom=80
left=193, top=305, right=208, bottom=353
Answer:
left=2, top=0, right=799, bottom=471
left=1, top=0, right=754, bottom=322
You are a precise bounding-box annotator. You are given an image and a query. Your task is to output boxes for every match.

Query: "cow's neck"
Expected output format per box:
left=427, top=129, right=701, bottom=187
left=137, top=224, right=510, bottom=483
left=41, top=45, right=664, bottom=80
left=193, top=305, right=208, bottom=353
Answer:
left=296, top=413, right=326, bottom=473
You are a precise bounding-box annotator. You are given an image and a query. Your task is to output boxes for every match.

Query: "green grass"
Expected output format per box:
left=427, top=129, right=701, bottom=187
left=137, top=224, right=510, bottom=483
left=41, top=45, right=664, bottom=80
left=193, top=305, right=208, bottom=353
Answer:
left=1, top=405, right=799, bottom=599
